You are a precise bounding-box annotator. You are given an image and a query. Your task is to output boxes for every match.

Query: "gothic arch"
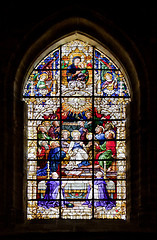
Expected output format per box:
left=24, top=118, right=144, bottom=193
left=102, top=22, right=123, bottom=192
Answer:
left=2, top=12, right=149, bottom=231
left=22, top=34, right=131, bottom=220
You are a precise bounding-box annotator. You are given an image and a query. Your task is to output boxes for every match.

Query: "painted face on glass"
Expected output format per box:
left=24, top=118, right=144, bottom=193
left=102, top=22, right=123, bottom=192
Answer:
left=40, top=126, right=47, bottom=132
left=74, top=57, right=81, bottom=66
left=105, top=73, right=113, bottom=82
left=86, top=112, right=92, bottom=119
left=23, top=39, right=130, bottom=221
left=62, top=131, right=69, bottom=139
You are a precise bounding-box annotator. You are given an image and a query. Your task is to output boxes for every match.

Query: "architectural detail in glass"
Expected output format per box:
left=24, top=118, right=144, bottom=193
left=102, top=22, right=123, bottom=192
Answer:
left=23, top=39, right=131, bottom=220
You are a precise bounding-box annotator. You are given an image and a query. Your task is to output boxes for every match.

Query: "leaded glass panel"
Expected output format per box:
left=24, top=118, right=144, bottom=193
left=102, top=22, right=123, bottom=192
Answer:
left=23, top=39, right=131, bottom=220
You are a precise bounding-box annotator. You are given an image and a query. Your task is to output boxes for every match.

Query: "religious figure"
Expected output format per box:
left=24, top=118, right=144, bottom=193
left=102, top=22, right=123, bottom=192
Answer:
left=101, top=72, right=117, bottom=96
left=95, top=130, right=116, bottom=170
left=61, top=130, right=70, bottom=149
left=66, top=56, right=81, bottom=82
left=61, top=130, right=71, bottom=164
left=37, top=141, right=50, bottom=169
left=37, top=172, right=72, bottom=209
left=37, top=125, right=52, bottom=140
left=48, top=121, right=60, bottom=139
left=37, top=141, right=66, bottom=176
left=66, top=130, right=90, bottom=170
left=78, top=121, right=88, bottom=141
left=95, top=125, right=105, bottom=145
left=36, top=73, right=48, bottom=90
left=77, top=62, right=89, bottom=83
left=84, top=111, right=92, bottom=132
left=83, top=171, right=116, bottom=209
left=66, top=56, right=89, bottom=90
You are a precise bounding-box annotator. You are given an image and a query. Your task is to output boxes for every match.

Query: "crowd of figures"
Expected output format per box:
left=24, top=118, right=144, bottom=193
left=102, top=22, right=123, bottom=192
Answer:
left=36, top=106, right=117, bottom=210
left=24, top=41, right=130, bottom=219
left=36, top=107, right=117, bottom=175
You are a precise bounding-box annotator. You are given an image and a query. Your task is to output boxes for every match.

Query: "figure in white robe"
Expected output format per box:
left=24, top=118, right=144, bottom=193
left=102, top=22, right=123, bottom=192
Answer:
left=65, top=130, right=90, bottom=170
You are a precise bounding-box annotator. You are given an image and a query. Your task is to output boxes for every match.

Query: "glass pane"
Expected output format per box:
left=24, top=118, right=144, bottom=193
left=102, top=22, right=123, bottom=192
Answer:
left=35, top=49, right=60, bottom=70
left=27, top=200, right=60, bottom=220
left=23, top=70, right=60, bottom=97
left=94, top=97, right=129, bottom=120
left=61, top=97, right=92, bottom=120
left=61, top=40, right=93, bottom=69
left=61, top=40, right=93, bottom=96
left=94, top=49, right=117, bottom=70
left=61, top=69, right=93, bottom=96
left=24, top=97, right=60, bottom=119
left=94, top=70, right=130, bottom=97
left=23, top=39, right=131, bottom=220
left=94, top=200, right=126, bottom=220
left=61, top=200, right=92, bottom=219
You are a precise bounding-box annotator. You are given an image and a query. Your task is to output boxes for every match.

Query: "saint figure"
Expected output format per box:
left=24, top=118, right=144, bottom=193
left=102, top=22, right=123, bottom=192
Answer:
left=37, top=172, right=72, bottom=208
left=66, top=130, right=90, bottom=170
left=83, top=171, right=116, bottom=210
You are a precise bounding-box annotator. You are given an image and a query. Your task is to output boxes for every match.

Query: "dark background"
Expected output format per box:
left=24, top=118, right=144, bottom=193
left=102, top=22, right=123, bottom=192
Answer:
left=0, top=2, right=156, bottom=239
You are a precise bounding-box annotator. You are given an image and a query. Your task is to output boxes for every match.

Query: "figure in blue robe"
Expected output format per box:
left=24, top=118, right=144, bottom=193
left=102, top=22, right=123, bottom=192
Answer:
left=37, top=143, right=66, bottom=176
left=95, top=133, right=106, bottom=145
left=48, top=146, right=66, bottom=172
left=66, top=56, right=81, bottom=82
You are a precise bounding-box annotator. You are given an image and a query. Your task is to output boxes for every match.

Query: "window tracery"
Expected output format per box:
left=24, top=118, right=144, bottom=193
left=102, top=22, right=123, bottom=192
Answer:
left=23, top=38, right=131, bottom=220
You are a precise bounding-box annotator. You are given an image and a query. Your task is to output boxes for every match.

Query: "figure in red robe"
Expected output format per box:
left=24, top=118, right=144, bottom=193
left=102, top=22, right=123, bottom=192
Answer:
left=95, top=130, right=116, bottom=170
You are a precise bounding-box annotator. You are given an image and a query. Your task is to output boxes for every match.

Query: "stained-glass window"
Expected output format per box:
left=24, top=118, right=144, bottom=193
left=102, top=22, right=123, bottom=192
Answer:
left=23, top=38, right=131, bottom=220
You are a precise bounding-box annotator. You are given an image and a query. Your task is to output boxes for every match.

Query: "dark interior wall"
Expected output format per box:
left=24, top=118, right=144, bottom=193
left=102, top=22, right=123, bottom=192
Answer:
left=0, top=2, right=156, bottom=238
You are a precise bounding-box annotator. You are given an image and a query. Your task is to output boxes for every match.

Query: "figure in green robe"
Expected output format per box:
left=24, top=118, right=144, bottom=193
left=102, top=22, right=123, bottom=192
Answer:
left=95, top=131, right=116, bottom=169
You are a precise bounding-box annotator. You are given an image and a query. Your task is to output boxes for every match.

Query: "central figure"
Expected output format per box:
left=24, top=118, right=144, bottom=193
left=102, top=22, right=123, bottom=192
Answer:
left=67, top=56, right=81, bottom=82
left=66, top=56, right=89, bottom=90
left=66, top=130, right=90, bottom=170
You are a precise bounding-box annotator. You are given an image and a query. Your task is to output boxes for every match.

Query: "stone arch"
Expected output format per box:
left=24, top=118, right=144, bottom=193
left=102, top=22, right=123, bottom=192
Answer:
left=3, top=11, right=149, bottom=230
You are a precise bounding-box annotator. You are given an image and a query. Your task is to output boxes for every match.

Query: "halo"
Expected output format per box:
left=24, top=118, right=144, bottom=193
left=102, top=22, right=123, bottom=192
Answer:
left=105, top=130, right=115, bottom=139
left=42, top=120, right=50, bottom=125
left=38, top=141, right=43, bottom=146
left=37, top=72, right=48, bottom=80
left=71, top=130, right=81, bottom=138
left=85, top=111, right=92, bottom=117
left=50, top=140, right=60, bottom=146
left=103, top=72, right=114, bottom=81
left=86, top=132, right=93, bottom=140
left=99, top=125, right=105, bottom=132
left=69, top=51, right=85, bottom=65
left=61, top=130, right=70, bottom=138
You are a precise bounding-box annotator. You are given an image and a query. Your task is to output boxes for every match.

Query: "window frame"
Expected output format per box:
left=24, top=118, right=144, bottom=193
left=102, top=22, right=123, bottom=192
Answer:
left=23, top=35, right=131, bottom=221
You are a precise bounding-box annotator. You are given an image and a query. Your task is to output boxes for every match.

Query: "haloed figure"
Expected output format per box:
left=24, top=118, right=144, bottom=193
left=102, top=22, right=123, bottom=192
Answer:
left=95, top=130, right=116, bottom=170
left=66, top=130, right=90, bottom=170
left=66, top=56, right=81, bottom=82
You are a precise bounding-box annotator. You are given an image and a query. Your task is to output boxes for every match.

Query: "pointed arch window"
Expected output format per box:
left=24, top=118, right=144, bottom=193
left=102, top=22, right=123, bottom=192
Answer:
left=23, top=35, right=131, bottom=220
